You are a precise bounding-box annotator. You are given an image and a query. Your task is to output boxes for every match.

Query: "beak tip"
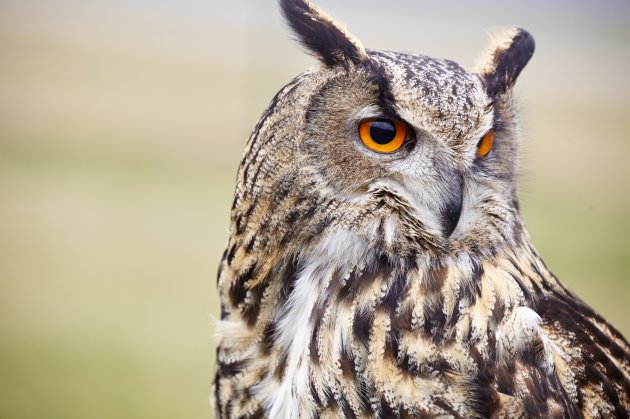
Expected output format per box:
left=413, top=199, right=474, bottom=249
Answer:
left=443, top=204, right=462, bottom=237
left=442, top=175, right=463, bottom=237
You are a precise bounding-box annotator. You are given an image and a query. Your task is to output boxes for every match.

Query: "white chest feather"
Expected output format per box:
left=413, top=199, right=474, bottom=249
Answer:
left=265, top=229, right=368, bottom=418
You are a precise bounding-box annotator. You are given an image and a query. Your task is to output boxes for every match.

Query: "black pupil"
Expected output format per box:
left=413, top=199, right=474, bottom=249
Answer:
left=370, top=120, right=397, bottom=144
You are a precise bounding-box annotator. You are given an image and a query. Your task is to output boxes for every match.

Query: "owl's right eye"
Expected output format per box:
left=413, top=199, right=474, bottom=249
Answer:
left=358, top=118, right=407, bottom=153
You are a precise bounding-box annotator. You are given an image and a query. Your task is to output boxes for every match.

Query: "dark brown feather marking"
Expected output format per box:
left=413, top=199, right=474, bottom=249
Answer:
left=482, top=28, right=535, bottom=97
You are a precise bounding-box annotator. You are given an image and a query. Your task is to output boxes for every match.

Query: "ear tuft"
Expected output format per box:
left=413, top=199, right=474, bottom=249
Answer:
left=475, top=28, right=535, bottom=97
left=279, top=0, right=368, bottom=67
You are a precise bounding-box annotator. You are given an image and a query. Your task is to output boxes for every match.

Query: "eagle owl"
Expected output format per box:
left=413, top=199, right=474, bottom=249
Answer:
left=213, top=0, right=630, bottom=417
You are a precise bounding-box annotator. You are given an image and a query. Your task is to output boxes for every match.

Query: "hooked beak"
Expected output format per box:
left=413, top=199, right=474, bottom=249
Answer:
left=442, top=174, right=463, bottom=237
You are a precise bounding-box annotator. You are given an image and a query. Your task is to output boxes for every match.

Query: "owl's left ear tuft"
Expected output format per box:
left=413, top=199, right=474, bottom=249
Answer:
left=475, top=28, right=535, bottom=98
left=279, top=0, right=369, bottom=67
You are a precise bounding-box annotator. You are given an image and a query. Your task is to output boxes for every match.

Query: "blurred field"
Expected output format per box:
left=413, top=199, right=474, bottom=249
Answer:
left=0, top=1, right=629, bottom=418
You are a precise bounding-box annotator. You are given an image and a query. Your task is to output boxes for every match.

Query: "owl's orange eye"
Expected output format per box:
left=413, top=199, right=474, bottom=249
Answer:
left=476, top=129, right=494, bottom=159
left=358, top=118, right=407, bottom=153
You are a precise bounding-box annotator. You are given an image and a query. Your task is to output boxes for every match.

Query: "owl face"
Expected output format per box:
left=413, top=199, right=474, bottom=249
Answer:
left=299, top=51, right=514, bottom=243
left=237, top=0, right=534, bottom=257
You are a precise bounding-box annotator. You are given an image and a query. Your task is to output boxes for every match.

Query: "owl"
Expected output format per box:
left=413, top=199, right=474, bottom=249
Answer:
left=213, top=0, right=630, bottom=417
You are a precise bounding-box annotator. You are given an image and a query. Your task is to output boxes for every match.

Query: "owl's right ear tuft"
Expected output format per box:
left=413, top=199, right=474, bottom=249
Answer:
left=279, top=0, right=369, bottom=67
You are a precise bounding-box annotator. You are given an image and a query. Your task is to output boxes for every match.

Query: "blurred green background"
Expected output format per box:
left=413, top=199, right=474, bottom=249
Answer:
left=0, top=1, right=628, bottom=418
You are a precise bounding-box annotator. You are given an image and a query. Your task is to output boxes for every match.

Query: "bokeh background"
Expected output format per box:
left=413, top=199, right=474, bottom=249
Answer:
left=1, top=0, right=628, bottom=417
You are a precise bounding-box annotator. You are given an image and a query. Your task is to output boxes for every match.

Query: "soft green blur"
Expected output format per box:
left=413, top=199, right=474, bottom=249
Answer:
left=0, top=1, right=628, bottom=418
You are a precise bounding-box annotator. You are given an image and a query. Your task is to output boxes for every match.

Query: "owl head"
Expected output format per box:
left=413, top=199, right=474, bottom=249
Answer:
left=234, top=0, right=535, bottom=260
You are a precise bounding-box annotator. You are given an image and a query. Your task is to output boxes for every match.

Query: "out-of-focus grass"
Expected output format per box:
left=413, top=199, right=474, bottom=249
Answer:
left=0, top=1, right=628, bottom=418
left=0, top=141, right=233, bottom=418
left=0, top=140, right=235, bottom=419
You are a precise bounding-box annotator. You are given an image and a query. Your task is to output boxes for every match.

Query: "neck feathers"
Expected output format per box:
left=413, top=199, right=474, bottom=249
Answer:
left=215, top=214, right=569, bottom=416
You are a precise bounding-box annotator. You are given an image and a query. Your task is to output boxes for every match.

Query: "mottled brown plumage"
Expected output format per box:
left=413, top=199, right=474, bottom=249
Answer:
left=212, top=1, right=630, bottom=417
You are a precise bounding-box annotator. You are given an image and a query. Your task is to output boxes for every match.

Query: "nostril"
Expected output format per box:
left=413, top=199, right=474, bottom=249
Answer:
left=442, top=175, right=463, bottom=237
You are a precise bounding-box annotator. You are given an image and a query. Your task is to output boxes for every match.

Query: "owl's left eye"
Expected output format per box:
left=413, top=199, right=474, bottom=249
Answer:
left=476, top=129, right=495, bottom=159
left=358, top=118, right=407, bottom=153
